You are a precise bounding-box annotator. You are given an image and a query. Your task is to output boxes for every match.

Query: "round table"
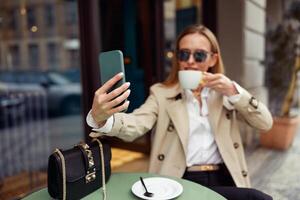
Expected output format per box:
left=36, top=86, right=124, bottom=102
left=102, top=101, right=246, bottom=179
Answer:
left=23, top=172, right=226, bottom=200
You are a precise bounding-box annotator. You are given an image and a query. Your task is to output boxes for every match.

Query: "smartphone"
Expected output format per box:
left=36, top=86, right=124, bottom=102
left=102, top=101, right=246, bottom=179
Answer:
left=99, top=50, right=127, bottom=109
left=99, top=50, right=126, bottom=92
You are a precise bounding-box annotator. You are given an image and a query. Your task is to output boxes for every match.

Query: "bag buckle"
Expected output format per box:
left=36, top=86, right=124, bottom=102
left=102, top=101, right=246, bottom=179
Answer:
left=86, top=171, right=96, bottom=183
left=78, top=143, right=97, bottom=183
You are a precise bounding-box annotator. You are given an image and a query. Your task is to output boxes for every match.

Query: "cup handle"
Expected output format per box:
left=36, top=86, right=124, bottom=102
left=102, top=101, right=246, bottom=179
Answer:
left=199, top=79, right=204, bottom=85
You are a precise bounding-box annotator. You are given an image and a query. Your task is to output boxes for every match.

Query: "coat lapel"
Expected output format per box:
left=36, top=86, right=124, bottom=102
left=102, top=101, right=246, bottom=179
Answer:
left=166, top=99, right=189, bottom=155
left=165, top=84, right=189, bottom=156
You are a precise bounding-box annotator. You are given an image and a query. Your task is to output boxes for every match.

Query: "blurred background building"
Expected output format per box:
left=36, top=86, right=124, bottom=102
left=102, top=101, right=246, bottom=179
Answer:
left=0, top=0, right=80, bottom=71
left=0, top=0, right=298, bottom=199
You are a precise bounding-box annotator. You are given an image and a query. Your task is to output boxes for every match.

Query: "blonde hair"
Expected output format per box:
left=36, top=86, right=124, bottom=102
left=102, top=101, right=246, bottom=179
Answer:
left=163, top=24, right=225, bottom=86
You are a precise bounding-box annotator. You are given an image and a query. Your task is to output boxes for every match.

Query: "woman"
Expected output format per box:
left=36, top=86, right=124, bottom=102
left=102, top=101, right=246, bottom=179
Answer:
left=87, top=24, right=273, bottom=200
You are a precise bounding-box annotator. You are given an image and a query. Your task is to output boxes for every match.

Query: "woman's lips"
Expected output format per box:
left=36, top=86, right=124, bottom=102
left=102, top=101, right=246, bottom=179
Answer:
left=182, top=68, right=201, bottom=71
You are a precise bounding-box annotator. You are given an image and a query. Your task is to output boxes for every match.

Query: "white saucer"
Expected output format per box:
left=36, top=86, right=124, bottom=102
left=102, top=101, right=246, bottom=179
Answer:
left=131, top=177, right=183, bottom=200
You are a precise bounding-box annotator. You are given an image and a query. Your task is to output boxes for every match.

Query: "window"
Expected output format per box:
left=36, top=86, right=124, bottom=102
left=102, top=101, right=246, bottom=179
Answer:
left=44, top=4, right=55, bottom=27
left=8, top=45, right=20, bottom=69
left=27, top=7, right=36, bottom=29
left=64, top=2, right=78, bottom=25
left=68, top=49, right=79, bottom=68
left=0, top=1, right=83, bottom=199
left=8, top=9, right=18, bottom=30
left=28, top=44, right=39, bottom=68
left=47, top=42, right=59, bottom=69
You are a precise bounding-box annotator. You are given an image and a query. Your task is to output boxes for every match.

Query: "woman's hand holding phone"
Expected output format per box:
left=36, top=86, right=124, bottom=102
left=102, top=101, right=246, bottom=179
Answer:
left=91, top=72, right=130, bottom=127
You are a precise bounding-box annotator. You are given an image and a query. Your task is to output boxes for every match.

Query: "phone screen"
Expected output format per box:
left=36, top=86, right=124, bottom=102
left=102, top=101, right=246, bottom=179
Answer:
left=99, top=50, right=127, bottom=110
left=99, top=50, right=126, bottom=92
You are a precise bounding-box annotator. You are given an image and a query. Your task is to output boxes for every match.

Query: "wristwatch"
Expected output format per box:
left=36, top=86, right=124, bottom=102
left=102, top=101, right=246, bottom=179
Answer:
left=249, top=96, right=259, bottom=109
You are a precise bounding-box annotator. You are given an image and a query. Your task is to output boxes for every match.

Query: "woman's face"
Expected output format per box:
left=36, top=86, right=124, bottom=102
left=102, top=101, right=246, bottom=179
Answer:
left=178, top=33, right=217, bottom=72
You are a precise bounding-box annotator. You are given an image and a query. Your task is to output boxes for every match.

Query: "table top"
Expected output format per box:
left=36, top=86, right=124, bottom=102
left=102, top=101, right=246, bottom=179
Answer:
left=23, top=172, right=226, bottom=200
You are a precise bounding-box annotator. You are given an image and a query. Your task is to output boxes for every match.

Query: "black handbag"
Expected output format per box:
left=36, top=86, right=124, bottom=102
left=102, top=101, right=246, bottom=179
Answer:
left=47, top=137, right=111, bottom=200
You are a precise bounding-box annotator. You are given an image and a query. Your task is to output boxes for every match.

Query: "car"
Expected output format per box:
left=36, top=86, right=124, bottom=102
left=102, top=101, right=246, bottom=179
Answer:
left=0, top=82, right=46, bottom=128
left=0, top=71, right=82, bottom=117
left=60, top=68, right=81, bottom=83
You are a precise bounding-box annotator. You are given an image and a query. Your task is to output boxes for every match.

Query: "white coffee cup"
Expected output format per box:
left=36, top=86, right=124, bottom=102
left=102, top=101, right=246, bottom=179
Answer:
left=178, top=70, right=203, bottom=89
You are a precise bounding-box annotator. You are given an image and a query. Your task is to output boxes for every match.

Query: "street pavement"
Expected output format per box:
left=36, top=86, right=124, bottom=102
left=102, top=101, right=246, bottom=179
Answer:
left=247, top=129, right=300, bottom=200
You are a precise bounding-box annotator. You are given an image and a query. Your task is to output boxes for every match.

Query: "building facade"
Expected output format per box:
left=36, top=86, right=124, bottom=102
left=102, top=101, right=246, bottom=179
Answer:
left=0, top=0, right=80, bottom=71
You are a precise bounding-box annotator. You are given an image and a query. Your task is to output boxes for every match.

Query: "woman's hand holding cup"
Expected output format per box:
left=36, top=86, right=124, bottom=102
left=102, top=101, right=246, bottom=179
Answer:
left=91, top=73, right=130, bottom=127
left=202, top=72, right=238, bottom=96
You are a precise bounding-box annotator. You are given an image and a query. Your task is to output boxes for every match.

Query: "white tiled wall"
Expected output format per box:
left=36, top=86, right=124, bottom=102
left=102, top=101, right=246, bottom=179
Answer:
left=244, top=30, right=265, bottom=61
left=251, top=0, right=266, bottom=8
left=245, top=1, right=266, bottom=33
left=244, top=0, right=266, bottom=89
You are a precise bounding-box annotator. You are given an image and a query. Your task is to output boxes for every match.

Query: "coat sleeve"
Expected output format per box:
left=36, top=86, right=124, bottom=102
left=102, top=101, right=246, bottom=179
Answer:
left=230, top=87, right=273, bottom=132
left=92, top=86, right=159, bottom=142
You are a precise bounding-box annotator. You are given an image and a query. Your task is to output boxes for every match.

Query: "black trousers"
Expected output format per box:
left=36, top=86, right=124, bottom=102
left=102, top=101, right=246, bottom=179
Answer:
left=182, top=164, right=273, bottom=200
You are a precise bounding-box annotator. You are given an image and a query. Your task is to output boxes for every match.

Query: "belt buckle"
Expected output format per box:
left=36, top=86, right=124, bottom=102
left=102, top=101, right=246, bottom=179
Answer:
left=188, top=164, right=220, bottom=172
left=202, top=165, right=214, bottom=171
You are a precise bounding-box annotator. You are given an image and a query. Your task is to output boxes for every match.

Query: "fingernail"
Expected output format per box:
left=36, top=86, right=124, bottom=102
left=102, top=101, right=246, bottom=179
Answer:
left=127, top=89, right=131, bottom=94
left=119, top=72, right=124, bottom=76
left=126, top=82, right=131, bottom=87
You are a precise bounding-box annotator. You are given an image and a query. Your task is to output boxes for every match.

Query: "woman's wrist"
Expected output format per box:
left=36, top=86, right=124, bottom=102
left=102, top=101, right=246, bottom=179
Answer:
left=226, top=82, right=239, bottom=96
left=97, top=120, right=107, bottom=128
left=91, top=110, right=107, bottom=128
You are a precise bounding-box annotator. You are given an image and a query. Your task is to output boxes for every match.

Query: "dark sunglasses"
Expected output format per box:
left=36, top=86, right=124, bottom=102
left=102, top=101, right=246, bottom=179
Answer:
left=177, top=49, right=213, bottom=63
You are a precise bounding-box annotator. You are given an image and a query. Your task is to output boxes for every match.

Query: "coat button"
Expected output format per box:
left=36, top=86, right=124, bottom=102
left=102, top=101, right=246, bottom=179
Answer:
left=242, top=170, right=248, bottom=177
left=249, top=96, right=259, bottom=109
left=226, top=112, right=231, bottom=119
left=167, top=123, right=175, bottom=132
left=233, top=142, right=239, bottom=149
left=157, top=154, right=165, bottom=161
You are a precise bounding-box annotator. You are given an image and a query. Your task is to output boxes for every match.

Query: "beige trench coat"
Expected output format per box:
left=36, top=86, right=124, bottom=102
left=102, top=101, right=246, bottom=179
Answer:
left=91, top=83, right=273, bottom=188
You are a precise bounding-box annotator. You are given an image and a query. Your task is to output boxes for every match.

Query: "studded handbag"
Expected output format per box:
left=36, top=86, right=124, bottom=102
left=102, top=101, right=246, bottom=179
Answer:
left=47, top=137, right=111, bottom=200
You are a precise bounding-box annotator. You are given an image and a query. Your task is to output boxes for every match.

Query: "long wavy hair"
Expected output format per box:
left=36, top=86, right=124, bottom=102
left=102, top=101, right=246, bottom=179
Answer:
left=163, top=24, right=225, bottom=86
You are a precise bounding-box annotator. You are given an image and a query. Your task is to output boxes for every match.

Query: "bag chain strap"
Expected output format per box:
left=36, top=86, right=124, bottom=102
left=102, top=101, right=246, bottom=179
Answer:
left=54, top=138, right=107, bottom=200
left=54, top=149, right=66, bottom=200
left=93, top=138, right=107, bottom=200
